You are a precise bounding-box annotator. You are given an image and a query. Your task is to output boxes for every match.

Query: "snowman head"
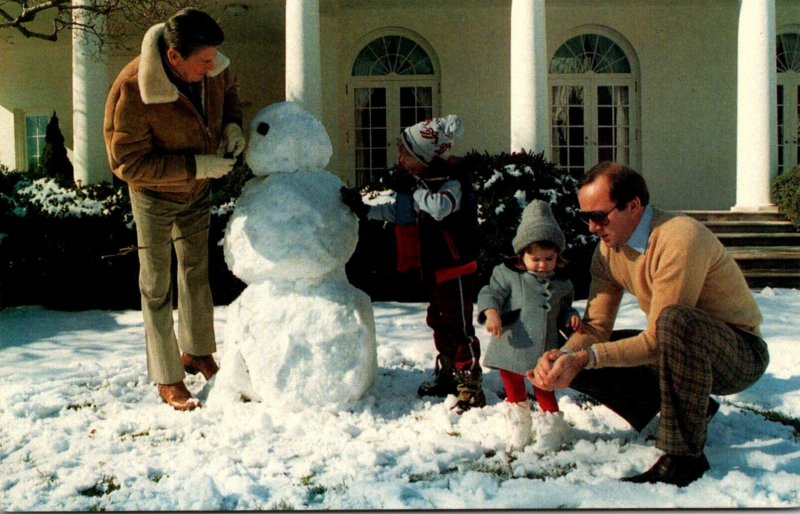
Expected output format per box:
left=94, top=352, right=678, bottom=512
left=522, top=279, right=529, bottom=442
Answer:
left=246, top=102, right=333, bottom=176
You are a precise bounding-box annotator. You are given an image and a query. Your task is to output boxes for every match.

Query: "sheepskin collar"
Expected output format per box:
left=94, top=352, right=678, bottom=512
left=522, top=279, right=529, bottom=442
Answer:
left=138, top=23, right=230, bottom=105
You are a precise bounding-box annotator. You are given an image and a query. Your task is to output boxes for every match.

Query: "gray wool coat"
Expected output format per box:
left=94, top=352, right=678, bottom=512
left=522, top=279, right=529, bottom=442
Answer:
left=477, top=262, right=579, bottom=376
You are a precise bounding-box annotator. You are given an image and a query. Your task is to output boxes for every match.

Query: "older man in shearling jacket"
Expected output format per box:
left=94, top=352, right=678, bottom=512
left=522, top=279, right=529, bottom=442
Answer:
left=104, top=8, right=245, bottom=411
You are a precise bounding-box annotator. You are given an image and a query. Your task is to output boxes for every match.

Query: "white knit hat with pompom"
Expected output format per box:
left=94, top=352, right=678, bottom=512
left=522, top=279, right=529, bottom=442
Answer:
left=400, top=115, right=464, bottom=166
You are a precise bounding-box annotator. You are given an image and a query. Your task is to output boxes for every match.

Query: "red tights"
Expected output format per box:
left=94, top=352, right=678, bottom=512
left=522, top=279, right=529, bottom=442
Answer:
left=500, top=369, right=559, bottom=412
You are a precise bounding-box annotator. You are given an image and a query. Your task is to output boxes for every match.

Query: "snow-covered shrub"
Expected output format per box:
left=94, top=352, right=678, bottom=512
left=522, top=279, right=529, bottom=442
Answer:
left=461, top=150, right=596, bottom=295
left=0, top=166, right=249, bottom=310
left=346, top=150, right=597, bottom=300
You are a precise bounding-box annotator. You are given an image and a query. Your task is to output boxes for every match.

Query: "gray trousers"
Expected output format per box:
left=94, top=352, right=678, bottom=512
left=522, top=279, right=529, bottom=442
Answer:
left=130, top=188, right=216, bottom=385
left=571, top=304, right=769, bottom=456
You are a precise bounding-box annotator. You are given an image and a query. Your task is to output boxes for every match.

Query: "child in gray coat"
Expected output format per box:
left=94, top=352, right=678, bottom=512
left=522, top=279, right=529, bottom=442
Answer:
left=477, top=200, right=582, bottom=452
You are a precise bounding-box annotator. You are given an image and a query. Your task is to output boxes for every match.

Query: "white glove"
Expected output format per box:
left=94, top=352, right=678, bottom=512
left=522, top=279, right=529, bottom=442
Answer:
left=195, top=154, right=236, bottom=179
left=219, top=123, right=246, bottom=158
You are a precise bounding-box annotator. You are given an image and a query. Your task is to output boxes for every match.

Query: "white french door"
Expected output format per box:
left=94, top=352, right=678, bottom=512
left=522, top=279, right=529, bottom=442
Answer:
left=777, top=78, right=800, bottom=173
left=349, top=80, right=437, bottom=186
left=551, top=77, right=637, bottom=178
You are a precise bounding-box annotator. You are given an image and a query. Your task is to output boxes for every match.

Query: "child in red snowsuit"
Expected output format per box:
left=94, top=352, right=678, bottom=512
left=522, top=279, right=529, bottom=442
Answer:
left=341, top=116, right=485, bottom=413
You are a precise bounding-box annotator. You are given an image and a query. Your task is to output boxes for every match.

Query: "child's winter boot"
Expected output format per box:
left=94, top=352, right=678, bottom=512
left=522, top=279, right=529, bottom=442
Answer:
left=505, top=401, right=532, bottom=451
left=417, top=355, right=457, bottom=397
left=532, top=410, right=571, bottom=453
left=452, top=367, right=486, bottom=414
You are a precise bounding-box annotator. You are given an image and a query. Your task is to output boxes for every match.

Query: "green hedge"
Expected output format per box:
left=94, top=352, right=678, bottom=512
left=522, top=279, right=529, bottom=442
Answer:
left=1, top=150, right=596, bottom=310
left=0, top=166, right=249, bottom=311
left=772, top=165, right=800, bottom=229
left=346, top=150, right=596, bottom=301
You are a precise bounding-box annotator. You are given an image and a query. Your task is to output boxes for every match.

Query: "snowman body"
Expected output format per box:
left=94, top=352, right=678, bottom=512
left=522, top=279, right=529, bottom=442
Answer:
left=208, top=102, right=377, bottom=410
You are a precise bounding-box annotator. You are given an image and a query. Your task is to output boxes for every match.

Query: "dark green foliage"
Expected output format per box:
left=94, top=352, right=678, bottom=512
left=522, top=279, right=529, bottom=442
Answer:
left=2, top=150, right=594, bottom=309
left=461, top=150, right=595, bottom=296
left=36, top=111, right=74, bottom=186
left=346, top=150, right=596, bottom=300
left=0, top=164, right=248, bottom=310
left=771, top=165, right=800, bottom=230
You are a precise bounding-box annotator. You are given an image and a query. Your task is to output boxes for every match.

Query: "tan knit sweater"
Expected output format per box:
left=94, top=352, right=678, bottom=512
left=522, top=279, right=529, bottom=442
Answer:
left=564, top=208, right=762, bottom=367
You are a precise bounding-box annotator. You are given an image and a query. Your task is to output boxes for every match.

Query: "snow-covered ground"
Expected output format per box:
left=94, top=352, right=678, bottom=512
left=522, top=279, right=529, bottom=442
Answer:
left=1, top=288, right=799, bottom=510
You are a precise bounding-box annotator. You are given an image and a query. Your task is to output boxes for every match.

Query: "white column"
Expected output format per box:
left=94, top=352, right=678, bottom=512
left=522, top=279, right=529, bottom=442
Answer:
left=285, top=0, right=323, bottom=118
left=71, top=0, right=110, bottom=185
left=510, top=0, right=549, bottom=157
left=734, top=0, right=777, bottom=211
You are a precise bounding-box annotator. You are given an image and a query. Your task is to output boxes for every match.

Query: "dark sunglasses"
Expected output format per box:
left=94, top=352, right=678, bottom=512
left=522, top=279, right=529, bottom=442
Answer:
left=578, top=206, right=619, bottom=226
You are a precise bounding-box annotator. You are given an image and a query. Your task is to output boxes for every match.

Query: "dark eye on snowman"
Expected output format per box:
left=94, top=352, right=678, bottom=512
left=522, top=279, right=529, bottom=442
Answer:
left=257, top=122, right=270, bottom=136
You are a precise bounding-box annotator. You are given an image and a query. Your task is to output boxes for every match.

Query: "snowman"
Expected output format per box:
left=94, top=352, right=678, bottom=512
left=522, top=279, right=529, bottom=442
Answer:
left=207, top=101, right=377, bottom=411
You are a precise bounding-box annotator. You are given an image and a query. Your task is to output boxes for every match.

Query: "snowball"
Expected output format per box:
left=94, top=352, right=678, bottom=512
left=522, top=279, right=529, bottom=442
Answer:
left=245, top=102, right=332, bottom=176
left=213, top=278, right=377, bottom=410
left=214, top=101, right=377, bottom=410
left=223, top=170, right=358, bottom=284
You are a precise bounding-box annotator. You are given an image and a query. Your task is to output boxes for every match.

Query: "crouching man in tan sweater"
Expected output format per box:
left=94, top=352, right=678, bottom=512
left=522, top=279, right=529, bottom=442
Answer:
left=528, top=161, right=769, bottom=487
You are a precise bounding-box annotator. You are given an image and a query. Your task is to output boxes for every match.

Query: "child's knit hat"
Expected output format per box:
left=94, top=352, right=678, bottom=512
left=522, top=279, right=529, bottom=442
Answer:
left=400, top=115, right=464, bottom=166
left=512, top=200, right=565, bottom=254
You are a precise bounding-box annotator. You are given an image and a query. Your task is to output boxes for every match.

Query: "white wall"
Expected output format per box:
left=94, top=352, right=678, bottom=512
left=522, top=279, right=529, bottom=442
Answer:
left=0, top=39, right=73, bottom=171
left=547, top=0, right=739, bottom=209
left=0, top=0, right=798, bottom=210
left=0, top=105, right=15, bottom=169
left=322, top=1, right=510, bottom=184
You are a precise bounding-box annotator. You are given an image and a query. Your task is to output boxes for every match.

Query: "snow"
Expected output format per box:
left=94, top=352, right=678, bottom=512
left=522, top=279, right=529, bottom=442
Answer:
left=5, top=101, right=797, bottom=509
left=244, top=102, right=332, bottom=176
left=1, top=288, right=799, bottom=510
left=214, top=101, right=376, bottom=409
left=222, top=171, right=358, bottom=284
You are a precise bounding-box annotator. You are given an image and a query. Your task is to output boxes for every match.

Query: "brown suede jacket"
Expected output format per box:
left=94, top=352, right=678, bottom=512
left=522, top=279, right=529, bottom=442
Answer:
left=103, top=23, right=243, bottom=200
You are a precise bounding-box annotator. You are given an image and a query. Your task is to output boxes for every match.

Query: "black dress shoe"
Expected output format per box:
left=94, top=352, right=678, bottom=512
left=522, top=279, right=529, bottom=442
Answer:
left=621, top=454, right=710, bottom=487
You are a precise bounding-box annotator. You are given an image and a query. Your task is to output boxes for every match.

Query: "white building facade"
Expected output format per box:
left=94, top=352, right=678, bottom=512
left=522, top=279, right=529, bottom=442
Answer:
left=0, top=0, right=798, bottom=211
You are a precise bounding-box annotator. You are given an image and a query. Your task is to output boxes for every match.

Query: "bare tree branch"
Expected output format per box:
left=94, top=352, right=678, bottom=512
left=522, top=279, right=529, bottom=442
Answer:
left=0, top=0, right=199, bottom=49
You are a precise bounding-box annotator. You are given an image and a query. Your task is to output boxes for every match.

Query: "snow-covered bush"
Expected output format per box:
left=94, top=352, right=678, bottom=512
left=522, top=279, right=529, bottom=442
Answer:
left=462, top=150, right=596, bottom=296
left=346, top=150, right=597, bottom=300
left=0, top=165, right=251, bottom=310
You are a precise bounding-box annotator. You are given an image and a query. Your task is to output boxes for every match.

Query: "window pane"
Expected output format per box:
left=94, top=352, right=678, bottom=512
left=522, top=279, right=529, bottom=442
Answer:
left=353, top=87, right=388, bottom=185
left=26, top=115, right=48, bottom=170
left=352, top=35, right=434, bottom=76
left=598, top=146, right=614, bottom=162
left=777, top=33, right=800, bottom=73
left=400, top=86, right=433, bottom=130
left=550, top=34, right=631, bottom=74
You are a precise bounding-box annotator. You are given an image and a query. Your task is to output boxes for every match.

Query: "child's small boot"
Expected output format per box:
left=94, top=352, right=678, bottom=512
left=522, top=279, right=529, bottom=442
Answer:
left=532, top=411, right=571, bottom=453
left=452, top=367, right=486, bottom=414
left=417, top=355, right=457, bottom=398
left=504, top=401, right=532, bottom=451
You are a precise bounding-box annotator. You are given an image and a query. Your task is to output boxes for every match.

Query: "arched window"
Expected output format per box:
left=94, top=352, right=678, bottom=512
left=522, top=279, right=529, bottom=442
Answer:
left=549, top=32, right=639, bottom=177
left=349, top=33, right=439, bottom=186
left=777, top=31, right=800, bottom=173
left=352, top=35, right=435, bottom=76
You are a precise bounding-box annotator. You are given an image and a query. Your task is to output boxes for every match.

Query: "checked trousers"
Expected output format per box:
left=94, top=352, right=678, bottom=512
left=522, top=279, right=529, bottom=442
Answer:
left=570, top=304, right=769, bottom=456
left=130, top=187, right=217, bottom=385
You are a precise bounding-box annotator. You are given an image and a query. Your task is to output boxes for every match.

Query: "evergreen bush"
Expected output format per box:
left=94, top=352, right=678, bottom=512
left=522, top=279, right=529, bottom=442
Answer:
left=346, top=150, right=597, bottom=300
left=0, top=164, right=249, bottom=310
left=2, top=151, right=596, bottom=309
left=771, top=165, right=800, bottom=229
left=36, top=111, right=74, bottom=186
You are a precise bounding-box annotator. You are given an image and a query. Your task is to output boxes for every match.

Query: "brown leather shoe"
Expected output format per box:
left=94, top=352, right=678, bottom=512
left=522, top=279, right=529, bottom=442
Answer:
left=181, top=352, right=219, bottom=380
left=158, top=381, right=200, bottom=411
